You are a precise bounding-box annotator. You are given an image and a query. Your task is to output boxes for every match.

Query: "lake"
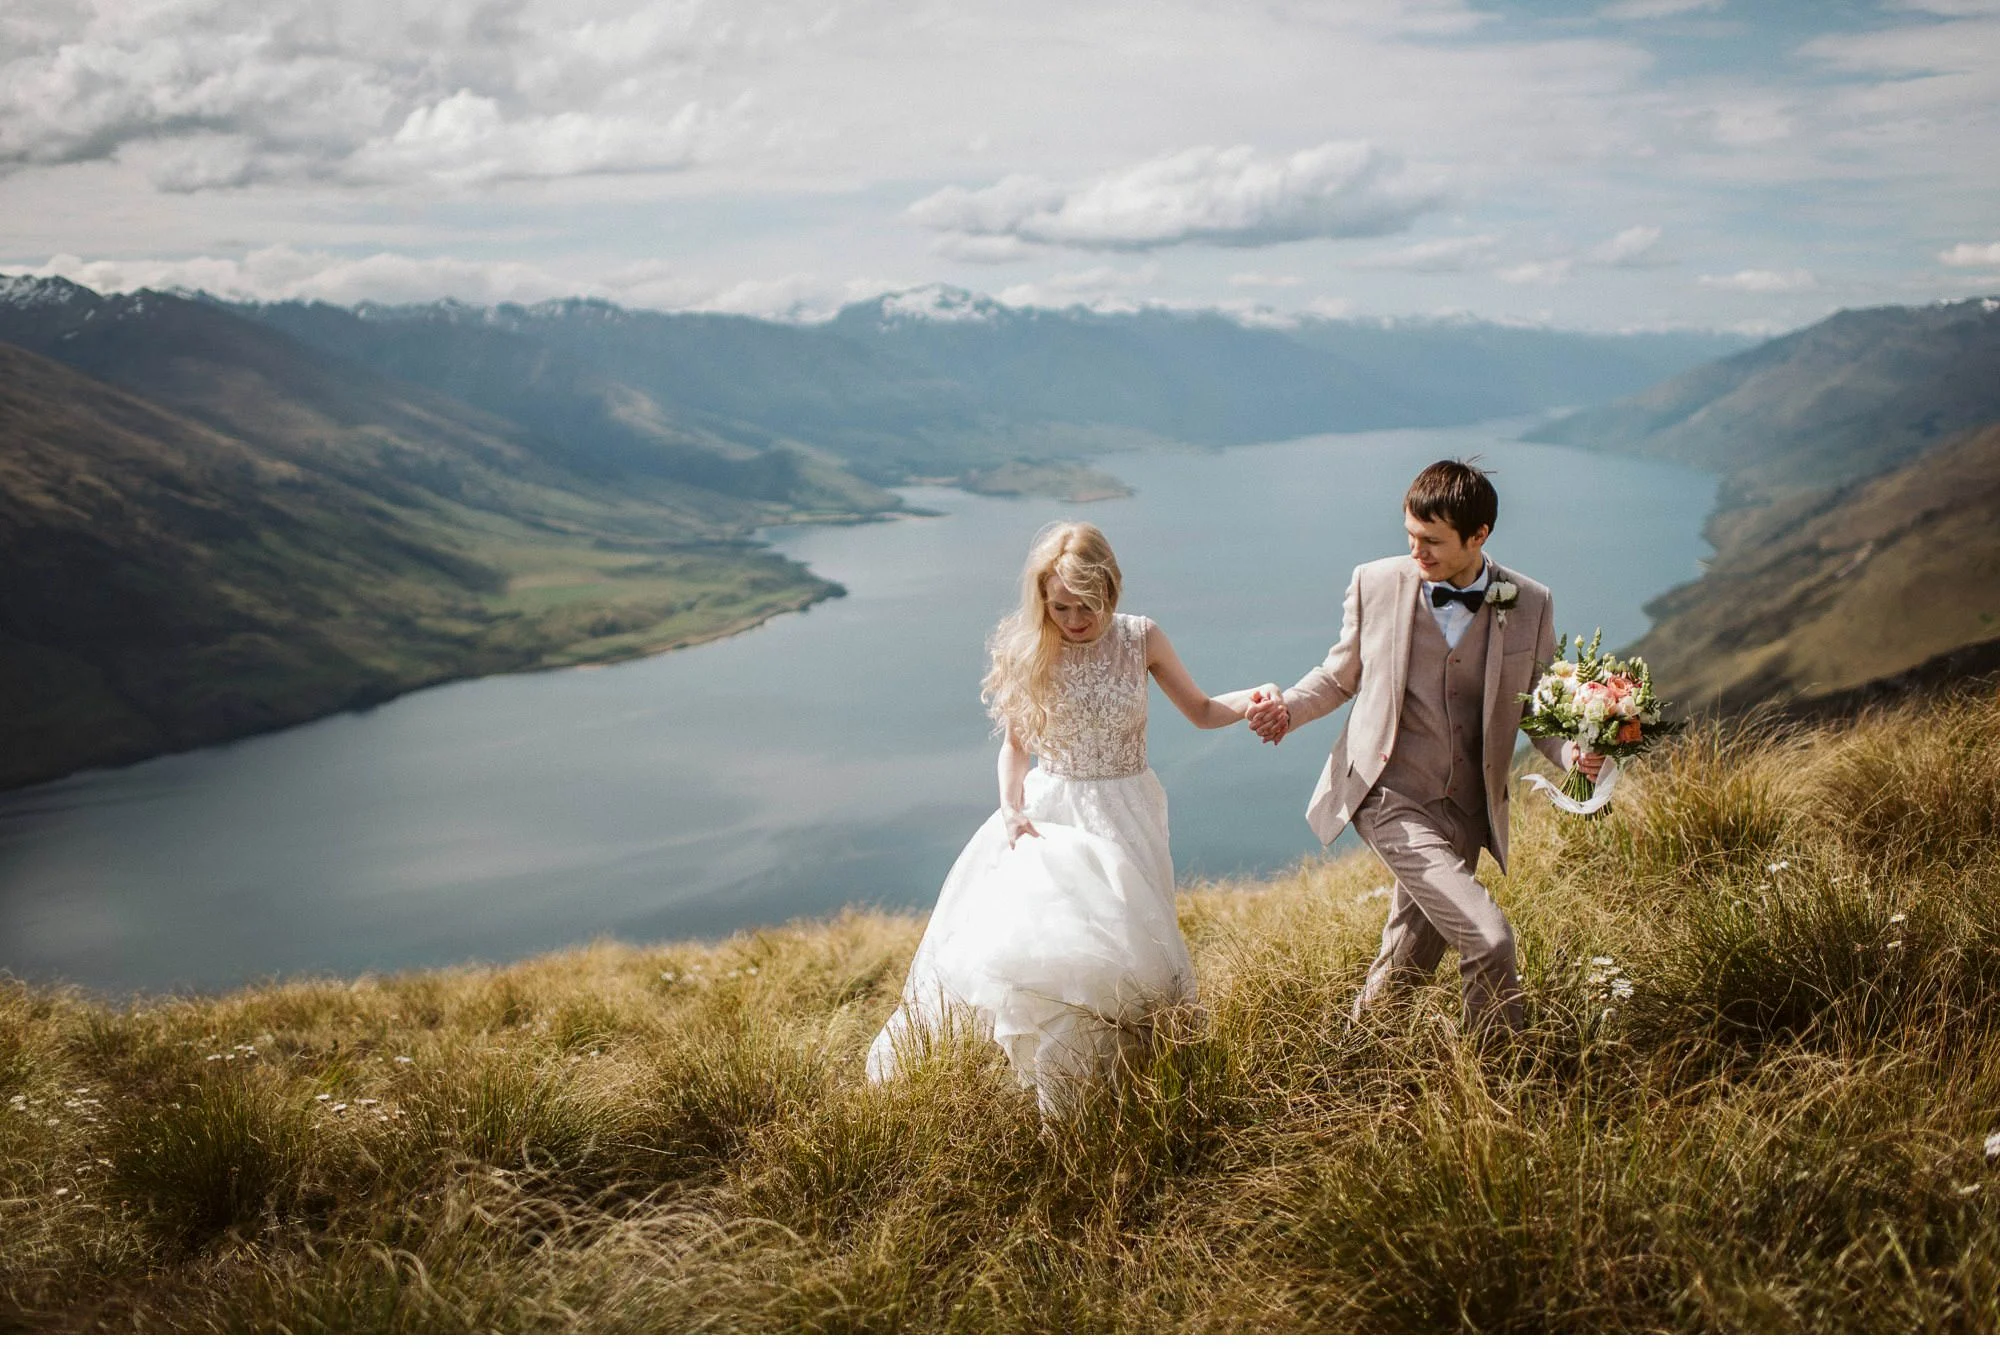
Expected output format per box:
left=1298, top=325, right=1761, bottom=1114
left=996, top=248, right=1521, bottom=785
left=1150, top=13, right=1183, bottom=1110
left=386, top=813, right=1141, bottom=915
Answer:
left=0, top=420, right=1715, bottom=993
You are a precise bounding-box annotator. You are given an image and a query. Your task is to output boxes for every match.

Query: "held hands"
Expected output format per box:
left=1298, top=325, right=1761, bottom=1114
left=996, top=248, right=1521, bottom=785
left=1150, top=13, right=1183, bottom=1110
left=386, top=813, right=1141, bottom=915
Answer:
left=1245, top=685, right=1289, bottom=745
left=1003, top=806, right=1042, bottom=849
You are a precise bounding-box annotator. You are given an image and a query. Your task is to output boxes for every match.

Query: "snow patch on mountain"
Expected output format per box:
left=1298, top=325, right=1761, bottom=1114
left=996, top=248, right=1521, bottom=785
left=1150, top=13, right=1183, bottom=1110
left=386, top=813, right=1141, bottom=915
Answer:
left=0, top=274, right=93, bottom=308
left=870, top=285, right=1007, bottom=326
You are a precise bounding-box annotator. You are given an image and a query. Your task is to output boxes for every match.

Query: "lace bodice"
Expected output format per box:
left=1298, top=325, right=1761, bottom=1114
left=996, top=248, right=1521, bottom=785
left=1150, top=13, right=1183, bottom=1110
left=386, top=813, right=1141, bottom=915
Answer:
left=1035, top=612, right=1150, bottom=779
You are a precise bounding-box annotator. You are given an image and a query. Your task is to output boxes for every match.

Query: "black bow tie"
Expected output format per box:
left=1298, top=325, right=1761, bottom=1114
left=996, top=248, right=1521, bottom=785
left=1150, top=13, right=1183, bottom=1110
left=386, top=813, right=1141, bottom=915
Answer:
left=1431, top=585, right=1485, bottom=612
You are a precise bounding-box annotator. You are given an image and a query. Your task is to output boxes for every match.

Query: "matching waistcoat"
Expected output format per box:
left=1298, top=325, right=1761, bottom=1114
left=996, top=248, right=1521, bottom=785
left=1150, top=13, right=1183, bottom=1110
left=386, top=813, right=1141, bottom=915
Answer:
left=1377, top=591, right=1491, bottom=824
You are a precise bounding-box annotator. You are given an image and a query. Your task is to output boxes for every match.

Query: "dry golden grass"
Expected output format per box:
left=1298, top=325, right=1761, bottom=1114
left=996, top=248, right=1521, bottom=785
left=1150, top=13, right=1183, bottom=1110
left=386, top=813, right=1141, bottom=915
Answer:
left=5, top=690, right=2000, bottom=1331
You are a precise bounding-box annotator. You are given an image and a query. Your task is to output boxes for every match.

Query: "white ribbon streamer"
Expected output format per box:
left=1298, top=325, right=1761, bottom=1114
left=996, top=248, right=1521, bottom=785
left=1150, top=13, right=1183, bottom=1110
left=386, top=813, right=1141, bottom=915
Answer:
left=1522, top=754, right=1621, bottom=816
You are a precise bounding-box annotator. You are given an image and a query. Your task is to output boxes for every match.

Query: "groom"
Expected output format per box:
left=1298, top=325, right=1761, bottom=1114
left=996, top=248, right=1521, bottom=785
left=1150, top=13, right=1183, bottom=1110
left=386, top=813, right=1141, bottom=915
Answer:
left=1246, top=460, right=1598, bottom=1033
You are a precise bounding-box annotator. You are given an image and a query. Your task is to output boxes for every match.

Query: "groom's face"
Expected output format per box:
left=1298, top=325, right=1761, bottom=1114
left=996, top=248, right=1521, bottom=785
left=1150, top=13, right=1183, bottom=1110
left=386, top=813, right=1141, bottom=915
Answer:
left=1405, top=510, right=1489, bottom=584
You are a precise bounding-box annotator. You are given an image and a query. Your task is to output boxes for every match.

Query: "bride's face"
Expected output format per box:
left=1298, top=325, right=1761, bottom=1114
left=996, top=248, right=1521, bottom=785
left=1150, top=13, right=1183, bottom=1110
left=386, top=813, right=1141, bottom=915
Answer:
left=1044, top=576, right=1108, bottom=644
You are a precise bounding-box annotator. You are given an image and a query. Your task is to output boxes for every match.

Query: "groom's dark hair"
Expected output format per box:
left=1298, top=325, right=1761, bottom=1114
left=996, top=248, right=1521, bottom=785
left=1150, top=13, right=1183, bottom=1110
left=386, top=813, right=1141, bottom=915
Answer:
left=1405, top=459, right=1498, bottom=543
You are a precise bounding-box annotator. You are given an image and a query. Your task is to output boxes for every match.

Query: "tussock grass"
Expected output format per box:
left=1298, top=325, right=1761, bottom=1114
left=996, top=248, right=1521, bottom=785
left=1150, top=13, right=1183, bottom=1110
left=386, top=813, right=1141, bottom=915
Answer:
left=5, top=692, right=2000, bottom=1331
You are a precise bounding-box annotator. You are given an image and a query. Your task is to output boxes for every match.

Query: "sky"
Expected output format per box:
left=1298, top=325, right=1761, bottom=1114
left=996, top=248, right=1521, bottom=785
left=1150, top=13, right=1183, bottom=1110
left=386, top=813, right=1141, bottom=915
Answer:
left=2, top=0, right=1997, bottom=332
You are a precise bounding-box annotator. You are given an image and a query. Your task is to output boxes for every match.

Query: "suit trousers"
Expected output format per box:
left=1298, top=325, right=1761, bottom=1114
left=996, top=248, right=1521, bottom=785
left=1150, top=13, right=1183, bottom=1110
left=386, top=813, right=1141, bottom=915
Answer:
left=1350, top=785, right=1524, bottom=1033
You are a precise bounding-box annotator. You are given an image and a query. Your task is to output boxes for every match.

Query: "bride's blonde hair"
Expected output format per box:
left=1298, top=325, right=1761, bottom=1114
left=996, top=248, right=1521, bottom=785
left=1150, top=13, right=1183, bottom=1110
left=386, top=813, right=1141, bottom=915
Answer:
left=981, top=521, right=1123, bottom=749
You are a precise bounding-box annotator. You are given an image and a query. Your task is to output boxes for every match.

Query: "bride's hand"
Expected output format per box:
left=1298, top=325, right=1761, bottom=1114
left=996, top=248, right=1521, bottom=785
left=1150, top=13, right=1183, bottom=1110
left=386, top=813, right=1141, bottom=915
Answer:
left=1246, top=687, right=1289, bottom=743
left=1003, top=807, right=1041, bottom=848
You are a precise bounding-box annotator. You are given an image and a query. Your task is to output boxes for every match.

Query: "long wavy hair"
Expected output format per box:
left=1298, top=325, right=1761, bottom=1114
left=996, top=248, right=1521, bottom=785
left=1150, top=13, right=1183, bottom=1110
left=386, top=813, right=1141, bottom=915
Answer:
left=981, top=521, right=1123, bottom=750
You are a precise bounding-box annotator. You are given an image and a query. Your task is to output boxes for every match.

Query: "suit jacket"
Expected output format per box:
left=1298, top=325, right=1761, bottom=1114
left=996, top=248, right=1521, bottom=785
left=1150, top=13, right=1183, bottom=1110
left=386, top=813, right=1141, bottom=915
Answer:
left=1281, top=555, right=1563, bottom=871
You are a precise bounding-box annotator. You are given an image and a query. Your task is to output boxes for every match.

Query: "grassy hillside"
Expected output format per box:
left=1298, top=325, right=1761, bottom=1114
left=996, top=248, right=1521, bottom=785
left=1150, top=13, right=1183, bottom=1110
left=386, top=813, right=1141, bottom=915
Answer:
left=1638, top=421, right=2000, bottom=710
left=6, top=691, right=2000, bottom=1332
left=0, top=342, right=845, bottom=790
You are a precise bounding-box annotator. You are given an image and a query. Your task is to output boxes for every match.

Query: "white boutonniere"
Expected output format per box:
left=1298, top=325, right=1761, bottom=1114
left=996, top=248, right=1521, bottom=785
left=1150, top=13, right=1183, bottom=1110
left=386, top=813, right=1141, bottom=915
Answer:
left=1487, top=578, right=1520, bottom=628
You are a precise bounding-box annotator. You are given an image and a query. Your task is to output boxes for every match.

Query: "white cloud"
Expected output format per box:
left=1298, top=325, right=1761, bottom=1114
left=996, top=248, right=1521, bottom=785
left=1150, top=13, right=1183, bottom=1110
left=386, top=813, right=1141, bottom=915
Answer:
left=1697, top=268, right=1817, bottom=292
left=929, top=233, right=1037, bottom=265
left=1889, top=0, right=2000, bottom=14
left=1706, top=99, right=1793, bottom=146
left=1228, top=271, right=1305, bottom=287
left=1497, top=259, right=1574, bottom=285
left=1301, top=295, right=1356, bottom=320
left=1357, top=234, right=1499, bottom=272
left=994, top=263, right=1159, bottom=310
left=19, top=245, right=598, bottom=307
left=1209, top=299, right=1300, bottom=329
left=0, top=0, right=737, bottom=190
left=1598, top=0, right=1726, bottom=18
left=1588, top=224, right=1667, bottom=267
left=1940, top=241, right=2000, bottom=266
left=8, top=246, right=902, bottom=320
left=343, top=91, right=729, bottom=185
left=908, top=142, right=1446, bottom=252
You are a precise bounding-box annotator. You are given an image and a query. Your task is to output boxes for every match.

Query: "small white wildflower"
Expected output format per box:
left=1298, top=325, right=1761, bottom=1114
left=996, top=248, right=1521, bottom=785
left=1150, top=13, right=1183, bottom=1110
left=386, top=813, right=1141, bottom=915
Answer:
left=1611, top=979, right=1634, bottom=1000
left=315, top=1093, right=332, bottom=1102
left=394, top=1055, right=413, bottom=1064
left=1985, top=1131, right=2000, bottom=1161
left=1591, top=956, right=1617, bottom=967
left=53, top=1187, right=68, bottom=1197
left=1889, top=913, right=1907, bottom=924
left=1767, top=860, right=1790, bottom=873
left=1959, top=1183, right=1983, bottom=1196
left=1886, top=940, right=1904, bottom=950
left=746, top=966, right=760, bottom=976
left=355, top=1098, right=379, bottom=1107
left=205, top=1053, right=223, bottom=1061
left=234, top=1044, right=253, bottom=1052
left=331, top=1102, right=348, bottom=1114
left=588, top=1048, right=600, bottom=1058
left=659, top=972, right=677, bottom=983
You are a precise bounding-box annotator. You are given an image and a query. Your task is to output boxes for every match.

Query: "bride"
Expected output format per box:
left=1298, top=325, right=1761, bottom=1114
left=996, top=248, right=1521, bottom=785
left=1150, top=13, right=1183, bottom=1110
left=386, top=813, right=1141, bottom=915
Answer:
left=866, top=521, right=1277, bottom=1114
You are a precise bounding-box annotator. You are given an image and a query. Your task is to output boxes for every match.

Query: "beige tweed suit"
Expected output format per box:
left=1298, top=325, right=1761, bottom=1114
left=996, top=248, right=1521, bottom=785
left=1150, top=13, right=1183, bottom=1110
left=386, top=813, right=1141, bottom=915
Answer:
left=1281, top=555, right=1564, bottom=1030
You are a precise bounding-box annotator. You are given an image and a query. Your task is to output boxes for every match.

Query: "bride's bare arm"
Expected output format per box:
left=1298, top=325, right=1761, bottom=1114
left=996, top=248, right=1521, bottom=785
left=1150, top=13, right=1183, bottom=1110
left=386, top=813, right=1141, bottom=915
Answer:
left=1144, top=620, right=1281, bottom=730
left=997, top=724, right=1041, bottom=846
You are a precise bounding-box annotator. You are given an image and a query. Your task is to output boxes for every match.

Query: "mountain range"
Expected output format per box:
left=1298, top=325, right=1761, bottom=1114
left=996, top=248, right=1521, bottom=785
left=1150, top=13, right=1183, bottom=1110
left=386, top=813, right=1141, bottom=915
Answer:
left=232, top=284, right=1746, bottom=479
left=1, top=272, right=1752, bottom=787
left=1528, top=296, right=2000, bottom=711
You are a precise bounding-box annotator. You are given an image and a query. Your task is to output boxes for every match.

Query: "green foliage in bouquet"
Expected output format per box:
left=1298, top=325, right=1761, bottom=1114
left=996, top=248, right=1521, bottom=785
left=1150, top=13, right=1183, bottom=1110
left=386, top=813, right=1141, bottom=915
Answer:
left=1520, top=629, right=1681, bottom=804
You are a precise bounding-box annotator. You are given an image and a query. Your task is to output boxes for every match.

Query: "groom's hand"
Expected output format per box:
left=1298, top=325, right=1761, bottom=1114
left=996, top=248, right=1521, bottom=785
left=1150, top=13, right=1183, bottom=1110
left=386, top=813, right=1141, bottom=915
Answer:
left=1246, top=687, right=1289, bottom=744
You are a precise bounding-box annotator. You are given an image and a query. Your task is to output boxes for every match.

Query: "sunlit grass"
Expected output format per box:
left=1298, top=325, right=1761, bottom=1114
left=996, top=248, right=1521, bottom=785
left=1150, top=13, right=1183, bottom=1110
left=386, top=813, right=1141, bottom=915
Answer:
left=4, top=691, right=2000, bottom=1331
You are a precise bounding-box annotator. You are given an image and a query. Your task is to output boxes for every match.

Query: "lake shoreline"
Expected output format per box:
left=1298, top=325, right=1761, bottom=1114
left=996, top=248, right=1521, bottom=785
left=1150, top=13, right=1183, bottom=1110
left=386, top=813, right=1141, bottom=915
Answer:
left=2, top=552, right=852, bottom=797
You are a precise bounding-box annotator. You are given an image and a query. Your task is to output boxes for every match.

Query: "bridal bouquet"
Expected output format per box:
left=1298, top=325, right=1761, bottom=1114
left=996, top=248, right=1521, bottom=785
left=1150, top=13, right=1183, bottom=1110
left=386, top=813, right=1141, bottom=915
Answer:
left=1517, top=630, right=1678, bottom=814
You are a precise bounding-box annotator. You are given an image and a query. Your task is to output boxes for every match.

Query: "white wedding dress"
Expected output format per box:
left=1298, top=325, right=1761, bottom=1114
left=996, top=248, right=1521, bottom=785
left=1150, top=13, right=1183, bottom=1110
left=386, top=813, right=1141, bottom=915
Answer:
left=865, top=612, right=1196, bottom=1113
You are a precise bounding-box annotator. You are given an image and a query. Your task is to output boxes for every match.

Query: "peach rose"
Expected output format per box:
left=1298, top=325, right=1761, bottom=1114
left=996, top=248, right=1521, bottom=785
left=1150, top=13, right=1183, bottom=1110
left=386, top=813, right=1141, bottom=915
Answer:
left=1617, top=719, right=1644, bottom=744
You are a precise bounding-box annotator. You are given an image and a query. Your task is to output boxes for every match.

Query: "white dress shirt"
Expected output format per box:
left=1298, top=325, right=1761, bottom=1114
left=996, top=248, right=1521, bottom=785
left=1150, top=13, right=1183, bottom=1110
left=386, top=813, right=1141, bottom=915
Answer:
left=1420, top=557, right=1490, bottom=651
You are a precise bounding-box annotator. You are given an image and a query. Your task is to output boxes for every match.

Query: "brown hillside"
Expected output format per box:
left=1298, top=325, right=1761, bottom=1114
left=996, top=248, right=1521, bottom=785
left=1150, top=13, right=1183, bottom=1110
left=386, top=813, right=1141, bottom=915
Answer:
left=1639, top=421, right=2000, bottom=710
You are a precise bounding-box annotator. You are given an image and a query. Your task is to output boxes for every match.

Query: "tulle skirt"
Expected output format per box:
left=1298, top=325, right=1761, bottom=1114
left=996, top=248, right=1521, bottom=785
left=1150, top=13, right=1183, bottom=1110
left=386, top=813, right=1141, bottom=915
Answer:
left=865, top=766, right=1196, bottom=1113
